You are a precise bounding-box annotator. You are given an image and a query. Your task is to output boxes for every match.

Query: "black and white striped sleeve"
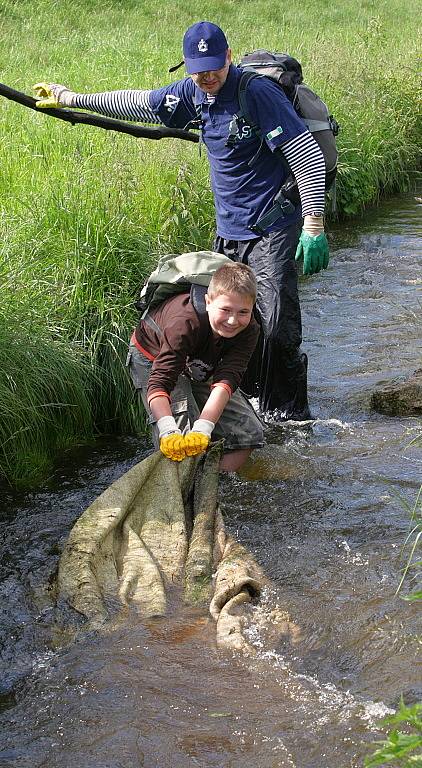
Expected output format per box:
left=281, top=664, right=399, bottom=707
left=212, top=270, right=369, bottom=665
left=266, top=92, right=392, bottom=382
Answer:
left=279, top=131, right=326, bottom=216
left=73, top=90, right=163, bottom=125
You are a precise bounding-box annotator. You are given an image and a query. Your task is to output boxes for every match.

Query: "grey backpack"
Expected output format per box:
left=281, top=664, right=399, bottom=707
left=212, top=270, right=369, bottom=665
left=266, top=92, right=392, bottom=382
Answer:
left=227, top=51, right=340, bottom=231
left=233, top=50, right=339, bottom=181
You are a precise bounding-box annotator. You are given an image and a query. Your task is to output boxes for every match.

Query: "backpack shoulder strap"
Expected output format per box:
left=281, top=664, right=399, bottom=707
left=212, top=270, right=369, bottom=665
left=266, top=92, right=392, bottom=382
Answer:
left=225, top=70, right=266, bottom=162
left=190, top=284, right=207, bottom=316
left=142, top=312, right=163, bottom=337
left=237, top=70, right=261, bottom=135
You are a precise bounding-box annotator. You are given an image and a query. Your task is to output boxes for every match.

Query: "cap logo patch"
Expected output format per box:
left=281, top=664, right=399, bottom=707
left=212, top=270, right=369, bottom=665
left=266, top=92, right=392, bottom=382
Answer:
left=198, top=39, right=208, bottom=52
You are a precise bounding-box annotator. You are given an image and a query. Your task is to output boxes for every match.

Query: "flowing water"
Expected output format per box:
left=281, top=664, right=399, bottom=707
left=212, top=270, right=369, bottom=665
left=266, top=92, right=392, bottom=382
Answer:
left=0, top=191, right=421, bottom=767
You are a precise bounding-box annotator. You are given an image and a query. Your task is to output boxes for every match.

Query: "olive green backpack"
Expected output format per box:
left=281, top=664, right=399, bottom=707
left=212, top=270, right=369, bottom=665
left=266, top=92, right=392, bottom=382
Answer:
left=135, top=251, right=232, bottom=319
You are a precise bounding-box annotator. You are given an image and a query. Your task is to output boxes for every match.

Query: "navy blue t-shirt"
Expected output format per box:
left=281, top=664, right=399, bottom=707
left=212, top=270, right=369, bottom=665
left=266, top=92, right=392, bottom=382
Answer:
left=149, top=65, right=307, bottom=240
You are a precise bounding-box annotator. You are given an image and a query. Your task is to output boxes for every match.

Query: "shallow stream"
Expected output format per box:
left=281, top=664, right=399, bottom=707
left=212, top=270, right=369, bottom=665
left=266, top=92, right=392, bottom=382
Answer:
left=0, top=191, right=421, bottom=767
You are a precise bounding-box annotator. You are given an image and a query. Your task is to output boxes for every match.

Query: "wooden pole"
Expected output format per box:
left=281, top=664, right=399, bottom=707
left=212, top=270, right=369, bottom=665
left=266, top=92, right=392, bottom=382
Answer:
left=0, top=82, right=199, bottom=144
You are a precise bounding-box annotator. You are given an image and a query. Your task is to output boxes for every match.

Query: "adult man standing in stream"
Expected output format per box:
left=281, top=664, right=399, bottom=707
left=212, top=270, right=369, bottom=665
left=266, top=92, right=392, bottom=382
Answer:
left=34, top=21, right=329, bottom=421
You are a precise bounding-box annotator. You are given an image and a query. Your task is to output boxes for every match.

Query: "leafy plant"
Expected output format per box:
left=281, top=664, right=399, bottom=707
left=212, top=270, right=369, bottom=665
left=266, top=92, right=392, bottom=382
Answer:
left=365, top=699, right=422, bottom=767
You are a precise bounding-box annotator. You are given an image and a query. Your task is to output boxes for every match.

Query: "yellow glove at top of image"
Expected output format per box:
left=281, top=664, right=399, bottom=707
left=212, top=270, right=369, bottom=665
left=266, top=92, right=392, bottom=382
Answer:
left=33, top=83, right=62, bottom=109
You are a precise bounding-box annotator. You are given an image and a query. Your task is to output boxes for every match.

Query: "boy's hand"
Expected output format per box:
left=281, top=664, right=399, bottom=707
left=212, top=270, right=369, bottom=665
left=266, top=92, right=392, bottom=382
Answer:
left=184, top=419, right=214, bottom=457
left=33, top=82, right=76, bottom=108
left=160, top=433, right=186, bottom=461
left=157, top=415, right=186, bottom=462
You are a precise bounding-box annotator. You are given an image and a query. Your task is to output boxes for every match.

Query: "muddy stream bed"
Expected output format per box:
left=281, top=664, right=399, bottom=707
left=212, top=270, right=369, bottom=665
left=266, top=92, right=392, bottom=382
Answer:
left=0, top=192, right=421, bottom=767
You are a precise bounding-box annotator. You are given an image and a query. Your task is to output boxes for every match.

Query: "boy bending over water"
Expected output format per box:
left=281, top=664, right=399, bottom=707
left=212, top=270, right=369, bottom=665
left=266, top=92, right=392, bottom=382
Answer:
left=126, top=261, right=264, bottom=471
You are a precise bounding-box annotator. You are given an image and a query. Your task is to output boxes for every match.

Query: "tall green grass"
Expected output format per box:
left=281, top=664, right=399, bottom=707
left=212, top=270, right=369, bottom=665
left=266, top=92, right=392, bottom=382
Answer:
left=0, top=328, right=93, bottom=485
left=0, top=0, right=420, bottom=485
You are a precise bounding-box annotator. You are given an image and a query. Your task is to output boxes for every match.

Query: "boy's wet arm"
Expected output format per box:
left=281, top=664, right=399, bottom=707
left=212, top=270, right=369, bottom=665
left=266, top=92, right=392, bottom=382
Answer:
left=199, top=385, right=231, bottom=425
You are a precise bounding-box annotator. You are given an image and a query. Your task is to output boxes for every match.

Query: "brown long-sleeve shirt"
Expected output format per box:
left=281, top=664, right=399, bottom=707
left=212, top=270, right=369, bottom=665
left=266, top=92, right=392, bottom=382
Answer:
left=134, top=292, right=259, bottom=402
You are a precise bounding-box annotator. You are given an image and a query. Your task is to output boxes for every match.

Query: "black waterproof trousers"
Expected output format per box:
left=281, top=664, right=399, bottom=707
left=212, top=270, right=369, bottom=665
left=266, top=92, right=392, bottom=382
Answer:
left=214, top=222, right=311, bottom=418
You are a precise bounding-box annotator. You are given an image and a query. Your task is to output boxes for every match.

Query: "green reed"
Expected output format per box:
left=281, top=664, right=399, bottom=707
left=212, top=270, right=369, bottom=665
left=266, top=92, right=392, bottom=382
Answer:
left=0, top=325, right=94, bottom=485
left=394, top=484, right=422, bottom=603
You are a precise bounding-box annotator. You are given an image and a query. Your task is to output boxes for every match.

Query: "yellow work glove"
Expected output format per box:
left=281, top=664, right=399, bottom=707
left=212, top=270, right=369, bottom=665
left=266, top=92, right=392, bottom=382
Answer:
left=160, top=433, right=186, bottom=462
left=157, top=415, right=186, bottom=462
left=184, top=419, right=214, bottom=457
left=33, top=82, right=76, bottom=109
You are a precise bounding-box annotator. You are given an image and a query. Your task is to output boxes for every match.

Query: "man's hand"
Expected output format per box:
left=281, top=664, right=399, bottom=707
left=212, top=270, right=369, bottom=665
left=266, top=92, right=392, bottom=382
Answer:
left=157, top=415, right=186, bottom=462
left=33, top=82, right=76, bottom=108
left=184, top=419, right=214, bottom=457
left=295, top=215, right=330, bottom=275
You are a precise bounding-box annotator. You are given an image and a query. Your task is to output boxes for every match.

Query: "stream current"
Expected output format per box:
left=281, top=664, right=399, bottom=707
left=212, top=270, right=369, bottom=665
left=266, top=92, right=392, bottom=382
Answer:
left=0, top=191, right=421, bottom=767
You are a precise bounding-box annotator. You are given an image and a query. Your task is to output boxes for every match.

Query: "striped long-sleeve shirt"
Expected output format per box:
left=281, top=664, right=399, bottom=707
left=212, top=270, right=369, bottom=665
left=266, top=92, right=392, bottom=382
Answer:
left=72, top=65, right=325, bottom=238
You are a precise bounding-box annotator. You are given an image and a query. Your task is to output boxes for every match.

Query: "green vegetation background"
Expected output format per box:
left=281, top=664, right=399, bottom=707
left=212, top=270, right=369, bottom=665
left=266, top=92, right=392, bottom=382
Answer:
left=0, top=0, right=420, bottom=485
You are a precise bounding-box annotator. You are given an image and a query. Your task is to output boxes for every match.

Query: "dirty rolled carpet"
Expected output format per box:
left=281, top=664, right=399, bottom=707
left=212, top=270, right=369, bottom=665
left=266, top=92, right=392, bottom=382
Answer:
left=58, top=445, right=267, bottom=652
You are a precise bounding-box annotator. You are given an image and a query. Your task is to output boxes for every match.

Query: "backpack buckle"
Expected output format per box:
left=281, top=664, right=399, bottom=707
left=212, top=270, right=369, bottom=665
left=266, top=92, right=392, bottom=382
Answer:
left=249, top=191, right=297, bottom=236
left=329, top=116, right=340, bottom=136
left=273, top=189, right=296, bottom=216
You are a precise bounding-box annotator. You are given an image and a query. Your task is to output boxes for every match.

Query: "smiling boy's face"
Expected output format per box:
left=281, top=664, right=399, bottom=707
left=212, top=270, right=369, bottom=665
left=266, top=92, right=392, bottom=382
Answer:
left=205, top=290, right=254, bottom=338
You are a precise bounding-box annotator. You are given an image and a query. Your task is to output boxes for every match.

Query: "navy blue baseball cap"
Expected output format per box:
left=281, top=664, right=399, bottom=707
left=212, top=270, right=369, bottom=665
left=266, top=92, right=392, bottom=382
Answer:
left=183, top=22, right=229, bottom=74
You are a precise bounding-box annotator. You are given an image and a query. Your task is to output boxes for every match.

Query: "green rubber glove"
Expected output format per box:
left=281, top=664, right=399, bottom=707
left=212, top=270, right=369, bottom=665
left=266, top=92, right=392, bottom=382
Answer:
left=295, top=231, right=330, bottom=275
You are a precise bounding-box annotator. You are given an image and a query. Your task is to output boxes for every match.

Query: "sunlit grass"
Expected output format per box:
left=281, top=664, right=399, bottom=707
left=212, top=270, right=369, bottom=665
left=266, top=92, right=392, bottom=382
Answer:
left=0, top=0, right=420, bottom=485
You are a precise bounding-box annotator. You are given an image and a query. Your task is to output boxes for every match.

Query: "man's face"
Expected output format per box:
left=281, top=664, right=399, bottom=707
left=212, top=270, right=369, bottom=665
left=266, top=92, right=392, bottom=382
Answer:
left=190, top=49, right=232, bottom=95
left=205, top=291, right=254, bottom=338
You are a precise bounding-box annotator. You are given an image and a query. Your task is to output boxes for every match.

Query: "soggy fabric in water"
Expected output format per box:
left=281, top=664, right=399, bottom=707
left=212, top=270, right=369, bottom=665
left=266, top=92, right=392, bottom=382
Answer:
left=58, top=444, right=268, bottom=652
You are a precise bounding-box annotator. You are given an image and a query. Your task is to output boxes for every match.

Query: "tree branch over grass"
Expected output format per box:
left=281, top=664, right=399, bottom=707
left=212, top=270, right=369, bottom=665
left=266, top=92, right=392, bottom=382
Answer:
left=0, top=82, right=199, bottom=144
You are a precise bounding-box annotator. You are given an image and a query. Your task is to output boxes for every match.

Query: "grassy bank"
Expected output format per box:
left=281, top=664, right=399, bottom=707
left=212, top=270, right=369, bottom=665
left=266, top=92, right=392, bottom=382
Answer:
left=0, top=0, right=420, bottom=485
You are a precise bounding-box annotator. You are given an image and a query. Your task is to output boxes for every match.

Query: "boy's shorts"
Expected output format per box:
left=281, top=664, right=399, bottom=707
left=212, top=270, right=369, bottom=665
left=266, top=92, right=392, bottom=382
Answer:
left=126, top=342, right=264, bottom=452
